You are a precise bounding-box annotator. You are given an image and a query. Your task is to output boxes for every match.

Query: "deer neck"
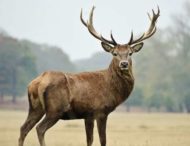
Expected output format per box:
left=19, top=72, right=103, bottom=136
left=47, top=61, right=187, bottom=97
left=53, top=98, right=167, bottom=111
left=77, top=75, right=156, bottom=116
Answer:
left=107, top=58, right=135, bottom=103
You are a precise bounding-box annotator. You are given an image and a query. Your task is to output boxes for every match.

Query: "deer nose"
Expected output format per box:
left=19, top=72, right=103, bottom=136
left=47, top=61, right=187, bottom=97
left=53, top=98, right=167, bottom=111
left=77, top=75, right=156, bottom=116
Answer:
left=119, top=61, right=128, bottom=69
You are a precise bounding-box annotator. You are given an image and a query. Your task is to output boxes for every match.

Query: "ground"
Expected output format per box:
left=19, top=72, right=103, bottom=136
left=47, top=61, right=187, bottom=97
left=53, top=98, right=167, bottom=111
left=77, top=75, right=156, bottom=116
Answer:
left=0, top=110, right=190, bottom=146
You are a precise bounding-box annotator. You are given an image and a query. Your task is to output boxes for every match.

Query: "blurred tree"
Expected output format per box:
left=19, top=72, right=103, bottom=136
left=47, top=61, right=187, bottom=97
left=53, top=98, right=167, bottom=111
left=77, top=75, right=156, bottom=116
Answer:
left=0, top=32, right=76, bottom=104
left=75, top=52, right=112, bottom=72
left=168, top=1, right=190, bottom=112
left=132, top=30, right=176, bottom=111
left=21, top=40, right=76, bottom=74
left=0, top=34, right=37, bottom=103
left=126, top=87, right=143, bottom=111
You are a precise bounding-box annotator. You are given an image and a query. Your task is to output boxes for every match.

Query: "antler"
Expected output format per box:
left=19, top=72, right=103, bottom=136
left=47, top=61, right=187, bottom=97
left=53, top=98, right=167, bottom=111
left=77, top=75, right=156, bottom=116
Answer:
left=128, top=6, right=160, bottom=45
left=80, top=6, right=118, bottom=46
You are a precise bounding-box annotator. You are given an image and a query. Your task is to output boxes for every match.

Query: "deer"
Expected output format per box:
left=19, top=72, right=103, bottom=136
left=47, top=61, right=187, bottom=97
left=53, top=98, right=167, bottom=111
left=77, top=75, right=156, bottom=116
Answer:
left=18, top=6, right=160, bottom=146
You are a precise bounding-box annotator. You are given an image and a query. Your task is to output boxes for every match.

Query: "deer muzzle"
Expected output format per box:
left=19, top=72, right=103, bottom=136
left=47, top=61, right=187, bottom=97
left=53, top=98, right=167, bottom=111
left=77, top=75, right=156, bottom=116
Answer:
left=119, top=60, right=129, bottom=70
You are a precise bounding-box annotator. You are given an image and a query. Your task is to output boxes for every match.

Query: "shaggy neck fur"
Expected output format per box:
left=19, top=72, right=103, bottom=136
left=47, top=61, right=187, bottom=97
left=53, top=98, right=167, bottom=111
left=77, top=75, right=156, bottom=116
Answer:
left=107, top=58, right=135, bottom=104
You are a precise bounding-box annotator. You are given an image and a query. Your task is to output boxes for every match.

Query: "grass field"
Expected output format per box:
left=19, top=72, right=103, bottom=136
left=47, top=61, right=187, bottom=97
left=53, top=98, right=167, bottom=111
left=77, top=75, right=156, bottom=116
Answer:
left=0, top=110, right=190, bottom=146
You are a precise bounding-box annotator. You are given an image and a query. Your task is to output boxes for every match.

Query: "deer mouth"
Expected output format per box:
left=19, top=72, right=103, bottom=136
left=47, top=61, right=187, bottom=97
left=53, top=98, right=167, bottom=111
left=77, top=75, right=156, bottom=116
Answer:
left=120, top=67, right=129, bottom=71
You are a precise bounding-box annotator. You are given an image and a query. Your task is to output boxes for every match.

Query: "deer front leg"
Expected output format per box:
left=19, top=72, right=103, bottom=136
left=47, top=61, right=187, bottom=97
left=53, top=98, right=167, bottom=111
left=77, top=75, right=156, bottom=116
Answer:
left=96, top=115, right=108, bottom=146
left=84, top=118, right=94, bottom=146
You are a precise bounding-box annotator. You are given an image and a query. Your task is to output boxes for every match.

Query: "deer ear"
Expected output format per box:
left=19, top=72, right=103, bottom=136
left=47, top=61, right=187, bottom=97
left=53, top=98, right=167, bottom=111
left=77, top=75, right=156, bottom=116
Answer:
left=131, top=42, right=144, bottom=53
left=101, top=42, right=114, bottom=52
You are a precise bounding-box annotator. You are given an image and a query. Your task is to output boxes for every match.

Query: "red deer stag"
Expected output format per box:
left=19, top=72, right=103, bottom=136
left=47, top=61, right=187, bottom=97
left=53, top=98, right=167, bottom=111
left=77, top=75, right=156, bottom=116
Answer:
left=19, top=6, right=160, bottom=146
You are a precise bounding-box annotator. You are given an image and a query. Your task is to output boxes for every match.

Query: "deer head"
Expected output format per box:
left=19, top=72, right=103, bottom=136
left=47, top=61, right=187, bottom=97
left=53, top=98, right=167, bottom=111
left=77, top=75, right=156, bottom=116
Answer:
left=81, top=6, right=160, bottom=70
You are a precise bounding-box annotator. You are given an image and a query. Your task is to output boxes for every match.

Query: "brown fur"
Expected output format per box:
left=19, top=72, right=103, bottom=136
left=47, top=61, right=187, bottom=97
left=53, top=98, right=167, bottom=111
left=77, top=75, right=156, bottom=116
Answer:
left=30, top=57, right=134, bottom=117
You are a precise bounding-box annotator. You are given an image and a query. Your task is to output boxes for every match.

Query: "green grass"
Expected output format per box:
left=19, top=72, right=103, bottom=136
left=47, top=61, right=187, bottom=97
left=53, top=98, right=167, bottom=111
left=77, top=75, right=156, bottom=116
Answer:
left=0, top=110, right=190, bottom=146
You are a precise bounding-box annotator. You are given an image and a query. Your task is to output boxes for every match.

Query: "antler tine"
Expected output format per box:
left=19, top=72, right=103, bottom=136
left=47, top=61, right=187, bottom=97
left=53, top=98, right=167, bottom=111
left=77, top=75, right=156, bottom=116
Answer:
left=128, top=31, right=134, bottom=45
left=80, top=6, right=102, bottom=40
left=152, top=9, right=155, bottom=16
left=128, top=6, right=160, bottom=45
left=87, top=6, right=103, bottom=41
left=80, top=9, right=88, bottom=27
left=110, top=31, right=117, bottom=45
left=143, top=6, right=160, bottom=37
left=127, top=31, right=145, bottom=45
left=147, top=12, right=151, bottom=21
left=101, top=31, right=117, bottom=46
left=157, top=5, right=160, bottom=16
left=80, top=6, right=118, bottom=46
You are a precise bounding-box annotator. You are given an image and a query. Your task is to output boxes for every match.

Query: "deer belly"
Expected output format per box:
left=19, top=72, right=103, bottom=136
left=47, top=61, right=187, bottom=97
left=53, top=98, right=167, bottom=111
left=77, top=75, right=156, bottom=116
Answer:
left=61, top=109, right=94, bottom=120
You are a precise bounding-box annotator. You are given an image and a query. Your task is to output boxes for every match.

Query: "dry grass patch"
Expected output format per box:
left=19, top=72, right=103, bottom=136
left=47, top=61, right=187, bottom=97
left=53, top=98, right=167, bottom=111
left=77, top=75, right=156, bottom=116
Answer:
left=0, top=110, right=190, bottom=146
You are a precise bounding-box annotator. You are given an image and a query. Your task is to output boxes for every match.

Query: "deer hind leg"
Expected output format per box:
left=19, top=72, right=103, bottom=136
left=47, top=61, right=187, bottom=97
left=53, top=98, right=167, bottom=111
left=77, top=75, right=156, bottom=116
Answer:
left=85, top=118, right=94, bottom=146
left=96, top=115, right=108, bottom=146
left=36, top=114, right=60, bottom=146
left=18, top=107, right=44, bottom=146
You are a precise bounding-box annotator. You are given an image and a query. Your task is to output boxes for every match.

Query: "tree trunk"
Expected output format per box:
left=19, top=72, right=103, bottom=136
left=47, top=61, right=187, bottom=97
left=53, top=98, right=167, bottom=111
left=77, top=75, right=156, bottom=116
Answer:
left=0, top=92, right=4, bottom=103
left=184, top=96, right=190, bottom=113
left=11, top=68, right=17, bottom=103
left=186, top=105, right=190, bottom=113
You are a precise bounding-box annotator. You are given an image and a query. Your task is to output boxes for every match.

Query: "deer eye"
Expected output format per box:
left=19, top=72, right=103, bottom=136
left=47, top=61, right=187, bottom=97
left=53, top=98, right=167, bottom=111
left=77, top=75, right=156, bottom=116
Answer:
left=129, top=52, right=133, bottom=56
left=112, top=52, right=118, bottom=56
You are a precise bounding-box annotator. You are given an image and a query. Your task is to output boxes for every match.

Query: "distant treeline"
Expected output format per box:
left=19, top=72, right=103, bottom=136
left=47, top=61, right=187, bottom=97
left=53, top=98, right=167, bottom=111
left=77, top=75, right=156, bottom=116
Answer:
left=0, top=32, right=76, bottom=103
left=0, top=1, right=190, bottom=112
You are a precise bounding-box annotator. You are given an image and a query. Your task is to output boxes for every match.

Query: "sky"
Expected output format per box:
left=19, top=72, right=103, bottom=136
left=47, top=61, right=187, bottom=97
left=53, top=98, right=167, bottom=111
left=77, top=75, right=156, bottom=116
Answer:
left=0, top=0, right=186, bottom=61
